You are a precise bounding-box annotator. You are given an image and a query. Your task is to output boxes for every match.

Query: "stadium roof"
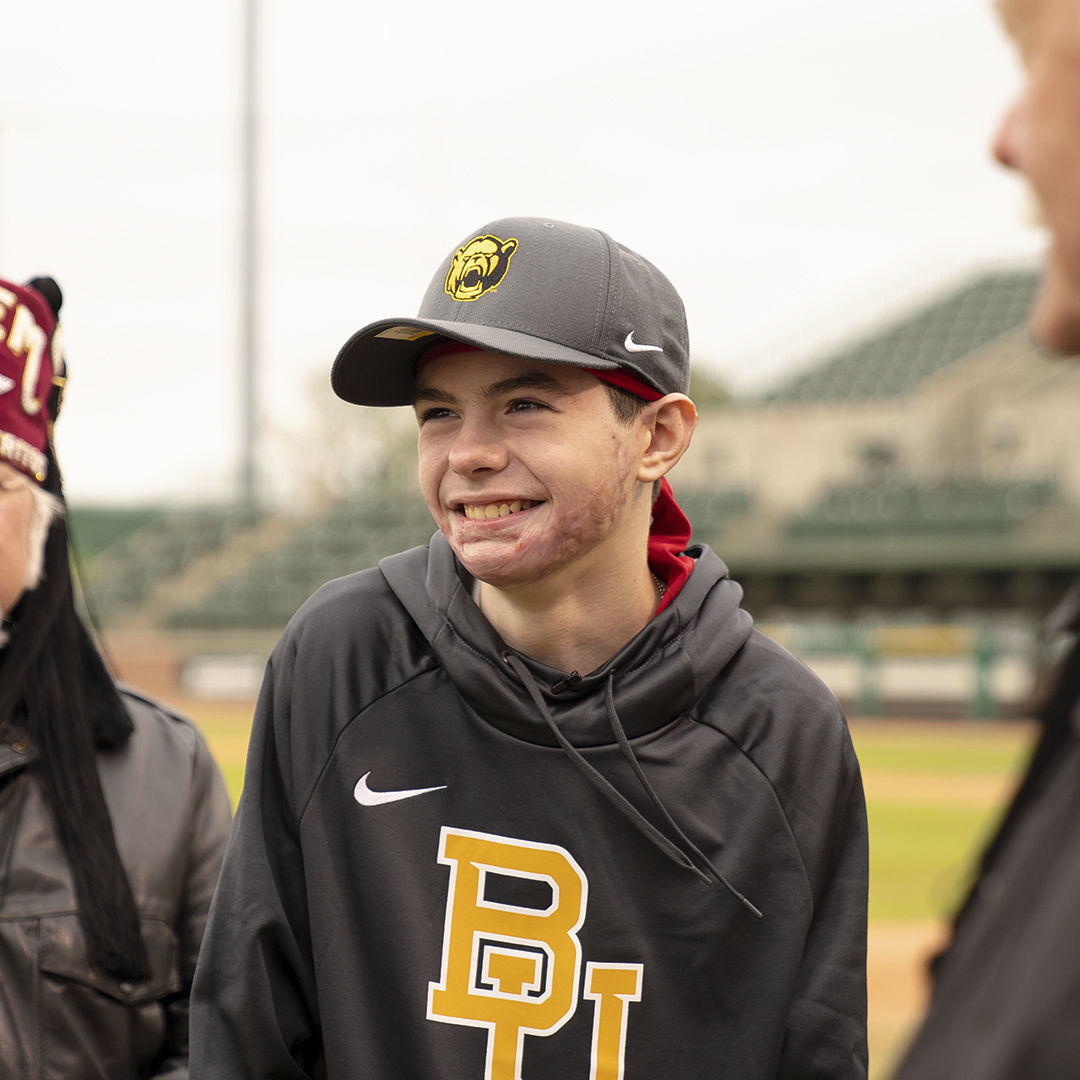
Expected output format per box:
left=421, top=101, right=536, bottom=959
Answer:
left=760, top=268, right=1040, bottom=404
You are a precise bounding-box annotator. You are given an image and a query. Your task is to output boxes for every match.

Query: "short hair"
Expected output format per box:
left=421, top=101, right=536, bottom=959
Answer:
left=600, top=383, right=665, bottom=501
left=24, top=480, right=64, bottom=593
left=603, top=382, right=651, bottom=425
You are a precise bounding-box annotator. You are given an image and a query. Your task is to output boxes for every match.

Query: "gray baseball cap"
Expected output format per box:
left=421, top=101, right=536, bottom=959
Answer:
left=331, top=216, right=690, bottom=406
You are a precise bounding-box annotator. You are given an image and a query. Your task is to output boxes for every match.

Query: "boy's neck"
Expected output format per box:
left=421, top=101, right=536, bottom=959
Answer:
left=476, top=558, right=661, bottom=675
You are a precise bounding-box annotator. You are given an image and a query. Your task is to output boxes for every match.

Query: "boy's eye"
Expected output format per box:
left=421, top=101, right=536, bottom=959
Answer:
left=507, top=399, right=546, bottom=413
left=417, top=406, right=456, bottom=423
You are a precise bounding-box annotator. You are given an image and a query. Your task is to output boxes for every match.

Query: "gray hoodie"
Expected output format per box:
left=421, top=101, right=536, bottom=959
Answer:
left=191, top=534, right=867, bottom=1079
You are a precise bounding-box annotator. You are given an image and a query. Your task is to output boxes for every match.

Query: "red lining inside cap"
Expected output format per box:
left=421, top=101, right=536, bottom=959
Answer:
left=416, top=341, right=665, bottom=405
left=415, top=340, right=482, bottom=379
left=584, top=368, right=664, bottom=402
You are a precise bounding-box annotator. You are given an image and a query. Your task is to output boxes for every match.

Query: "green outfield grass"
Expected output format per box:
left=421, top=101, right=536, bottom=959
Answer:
left=216, top=761, right=246, bottom=808
left=852, top=720, right=1034, bottom=921
left=866, top=800, right=996, bottom=920
left=852, top=722, right=1031, bottom=777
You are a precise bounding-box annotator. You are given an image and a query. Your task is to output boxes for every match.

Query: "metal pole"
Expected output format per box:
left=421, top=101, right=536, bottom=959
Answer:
left=239, top=0, right=258, bottom=508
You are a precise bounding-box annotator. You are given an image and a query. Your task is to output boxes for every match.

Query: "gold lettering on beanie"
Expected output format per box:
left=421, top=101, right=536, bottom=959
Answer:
left=9, top=305, right=48, bottom=416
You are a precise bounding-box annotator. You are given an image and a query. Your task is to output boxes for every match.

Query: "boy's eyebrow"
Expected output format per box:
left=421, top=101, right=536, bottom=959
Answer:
left=413, top=371, right=572, bottom=406
left=412, top=385, right=456, bottom=406
left=483, top=373, right=569, bottom=400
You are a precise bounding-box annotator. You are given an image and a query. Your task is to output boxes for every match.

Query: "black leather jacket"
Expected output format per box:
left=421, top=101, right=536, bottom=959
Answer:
left=0, top=687, right=231, bottom=1078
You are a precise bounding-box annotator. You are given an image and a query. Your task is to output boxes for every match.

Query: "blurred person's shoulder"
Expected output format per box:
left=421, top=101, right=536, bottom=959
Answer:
left=114, top=684, right=218, bottom=763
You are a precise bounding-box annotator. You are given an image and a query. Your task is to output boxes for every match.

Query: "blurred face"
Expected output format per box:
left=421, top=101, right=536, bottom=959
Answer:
left=414, top=350, right=653, bottom=591
left=0, top=462, right=35, bottom=613
left=993, top=0, right=1080, bottom=352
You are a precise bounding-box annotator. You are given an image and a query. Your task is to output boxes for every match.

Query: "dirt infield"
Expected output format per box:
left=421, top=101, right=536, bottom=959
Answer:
left=859, top=768, right=1018, bottom=806
left=868, top=920, right=946, bottom=1074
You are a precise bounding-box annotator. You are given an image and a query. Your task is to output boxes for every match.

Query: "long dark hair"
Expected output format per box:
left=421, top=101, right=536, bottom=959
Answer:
left=0, top=450, right=149, bottom=982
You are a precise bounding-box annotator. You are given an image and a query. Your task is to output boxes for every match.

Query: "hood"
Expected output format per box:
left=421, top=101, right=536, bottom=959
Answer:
left=378, top=532, right=753, bottom=749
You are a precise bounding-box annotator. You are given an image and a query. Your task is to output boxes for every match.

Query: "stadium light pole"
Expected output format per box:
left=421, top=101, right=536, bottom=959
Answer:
left=239, top=0, right=259, bottom=509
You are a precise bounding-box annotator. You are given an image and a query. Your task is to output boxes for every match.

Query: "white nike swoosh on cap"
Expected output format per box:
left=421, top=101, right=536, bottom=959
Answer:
left=624, top=331, right=663, bottom=353
left=0, top=375, right=14, bottom=395
left=353, top=771, right=447, bottom=806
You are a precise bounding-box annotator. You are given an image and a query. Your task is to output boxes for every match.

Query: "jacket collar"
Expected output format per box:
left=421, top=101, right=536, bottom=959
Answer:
left=379, top=533, right=753, bottom=748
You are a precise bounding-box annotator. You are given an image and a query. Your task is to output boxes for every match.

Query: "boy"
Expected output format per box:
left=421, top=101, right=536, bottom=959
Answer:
left=191, top=217, right=867, bottom=1079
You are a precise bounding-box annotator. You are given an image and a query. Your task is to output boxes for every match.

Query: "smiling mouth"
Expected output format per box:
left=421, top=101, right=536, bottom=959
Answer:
left=461, top=499, right=540, bottom=520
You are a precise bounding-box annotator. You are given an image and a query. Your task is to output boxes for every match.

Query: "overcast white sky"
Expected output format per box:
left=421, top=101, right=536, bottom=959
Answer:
left=0, top=0, right=1042, bottom=504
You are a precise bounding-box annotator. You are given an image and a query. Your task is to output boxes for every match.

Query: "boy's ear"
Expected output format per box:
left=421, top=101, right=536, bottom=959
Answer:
left=638, top=395, right=698, bottom=483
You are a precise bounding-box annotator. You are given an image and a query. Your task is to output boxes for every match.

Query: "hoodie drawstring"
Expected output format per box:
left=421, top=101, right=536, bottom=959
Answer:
left=502, top=652, right=762, bottom=919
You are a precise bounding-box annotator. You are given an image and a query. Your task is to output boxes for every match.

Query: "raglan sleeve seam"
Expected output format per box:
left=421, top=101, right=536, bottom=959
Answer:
left=294, top=660, right=441, bottom=826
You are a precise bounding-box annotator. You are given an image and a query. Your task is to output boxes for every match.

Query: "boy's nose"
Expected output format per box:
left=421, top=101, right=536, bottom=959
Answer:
left=448, top=420, right=509, bottom=476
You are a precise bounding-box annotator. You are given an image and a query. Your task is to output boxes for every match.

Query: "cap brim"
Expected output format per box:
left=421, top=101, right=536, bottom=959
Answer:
left=331, top=318, right=620, bottom=407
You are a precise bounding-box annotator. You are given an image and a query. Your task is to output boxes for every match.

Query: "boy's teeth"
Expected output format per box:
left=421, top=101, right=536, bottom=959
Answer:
left=464, top=500, right=535, bottom=520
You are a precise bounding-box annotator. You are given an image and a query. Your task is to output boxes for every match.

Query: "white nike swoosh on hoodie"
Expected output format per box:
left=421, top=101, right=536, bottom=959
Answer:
left=353, top=771, right=447, bottom=806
